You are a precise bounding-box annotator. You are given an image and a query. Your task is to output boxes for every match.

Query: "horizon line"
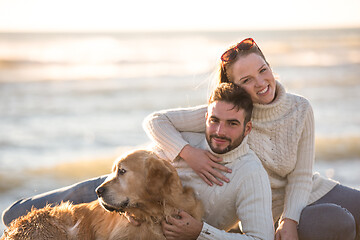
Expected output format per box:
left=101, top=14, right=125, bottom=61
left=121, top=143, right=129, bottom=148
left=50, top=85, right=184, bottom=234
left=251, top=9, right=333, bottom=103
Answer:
left=0, top=26, right=359, bottom=34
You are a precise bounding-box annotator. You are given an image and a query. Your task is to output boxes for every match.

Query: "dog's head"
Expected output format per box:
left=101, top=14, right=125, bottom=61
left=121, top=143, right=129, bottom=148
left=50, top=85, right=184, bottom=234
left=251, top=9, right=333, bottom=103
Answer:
left=96, top=149, right=180, bottom=213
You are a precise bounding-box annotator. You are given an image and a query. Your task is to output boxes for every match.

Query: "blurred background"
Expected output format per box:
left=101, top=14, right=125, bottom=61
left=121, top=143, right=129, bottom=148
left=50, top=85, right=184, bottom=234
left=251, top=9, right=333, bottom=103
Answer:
left=0, top=0, right=359, bottom=233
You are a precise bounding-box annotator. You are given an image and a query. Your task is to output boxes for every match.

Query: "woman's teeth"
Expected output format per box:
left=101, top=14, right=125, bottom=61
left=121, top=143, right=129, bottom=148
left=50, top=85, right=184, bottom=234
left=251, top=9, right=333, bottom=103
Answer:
left=258, top=86, right=269, bottom=95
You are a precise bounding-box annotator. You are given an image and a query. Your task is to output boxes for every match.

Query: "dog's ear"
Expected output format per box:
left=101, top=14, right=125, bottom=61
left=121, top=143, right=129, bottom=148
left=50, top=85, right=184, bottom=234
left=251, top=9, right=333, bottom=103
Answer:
left=145, top=156, right=173, bottom=198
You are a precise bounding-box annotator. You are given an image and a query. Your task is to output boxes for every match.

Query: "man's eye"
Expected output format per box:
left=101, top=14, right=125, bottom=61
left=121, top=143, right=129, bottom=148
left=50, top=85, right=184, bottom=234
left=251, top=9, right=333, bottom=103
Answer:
left=210, top=118, right=218, bottom=123
left=118, top=168, right=126, bottom=175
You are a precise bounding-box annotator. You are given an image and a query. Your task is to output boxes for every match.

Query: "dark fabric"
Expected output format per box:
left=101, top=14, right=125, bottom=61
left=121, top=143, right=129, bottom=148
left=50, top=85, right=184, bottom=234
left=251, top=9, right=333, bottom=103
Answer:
left=2, top=175, right=108, bottom=227
left=298, top=184, right=360, bottom=240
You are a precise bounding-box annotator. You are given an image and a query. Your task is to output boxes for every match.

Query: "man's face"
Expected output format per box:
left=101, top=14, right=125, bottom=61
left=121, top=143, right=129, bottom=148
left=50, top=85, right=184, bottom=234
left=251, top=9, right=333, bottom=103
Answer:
left=205, top=101, right=251, bottom=154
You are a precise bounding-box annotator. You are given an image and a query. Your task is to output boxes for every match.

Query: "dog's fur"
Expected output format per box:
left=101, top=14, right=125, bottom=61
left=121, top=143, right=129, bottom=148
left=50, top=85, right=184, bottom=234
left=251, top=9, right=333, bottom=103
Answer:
left=1, top=150, right=203, bottom=240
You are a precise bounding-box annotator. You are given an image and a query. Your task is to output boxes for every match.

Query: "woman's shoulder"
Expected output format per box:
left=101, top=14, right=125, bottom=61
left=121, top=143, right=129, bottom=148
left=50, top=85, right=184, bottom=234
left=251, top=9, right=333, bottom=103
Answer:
left=277, top=81, right=312, bottom=109
left=286, top=92, right=312, bottom=111
left=286, top=91, right=310, bottom=103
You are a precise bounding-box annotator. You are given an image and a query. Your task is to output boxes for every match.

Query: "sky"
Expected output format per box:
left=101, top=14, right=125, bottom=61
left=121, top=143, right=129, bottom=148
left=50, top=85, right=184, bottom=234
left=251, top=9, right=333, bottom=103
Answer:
left=0, top=0, right=359, bottom=32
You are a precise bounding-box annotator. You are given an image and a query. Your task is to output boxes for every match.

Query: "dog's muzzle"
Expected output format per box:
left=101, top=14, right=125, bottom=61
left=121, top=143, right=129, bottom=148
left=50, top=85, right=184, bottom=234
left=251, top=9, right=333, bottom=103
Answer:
left=96, top=186, right=106, bottom=198
left=99, top=198, right=130, bottom=213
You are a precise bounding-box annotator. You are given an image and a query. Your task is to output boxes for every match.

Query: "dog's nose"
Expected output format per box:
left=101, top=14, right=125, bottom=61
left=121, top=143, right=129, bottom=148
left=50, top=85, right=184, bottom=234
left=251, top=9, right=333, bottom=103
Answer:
left=96, top=186, right=105, bottom=197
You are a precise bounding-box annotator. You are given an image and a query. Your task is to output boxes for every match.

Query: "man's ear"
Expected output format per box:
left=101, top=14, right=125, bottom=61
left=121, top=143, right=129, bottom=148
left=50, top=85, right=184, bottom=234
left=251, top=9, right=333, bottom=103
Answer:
left=145, top=156, right=173, bottom=198
left=244, top=121, right=252, bottom=137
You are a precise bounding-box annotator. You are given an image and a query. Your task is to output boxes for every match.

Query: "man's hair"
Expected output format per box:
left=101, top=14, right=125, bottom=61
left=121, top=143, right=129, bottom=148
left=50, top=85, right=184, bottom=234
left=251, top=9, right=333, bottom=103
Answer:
left=208, top=82, right=253, bottom=124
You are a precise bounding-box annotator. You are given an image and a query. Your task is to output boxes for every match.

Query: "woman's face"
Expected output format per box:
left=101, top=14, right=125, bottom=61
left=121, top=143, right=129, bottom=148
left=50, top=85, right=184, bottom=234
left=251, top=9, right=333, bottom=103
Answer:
left=227, top=53, right=276, bottom=104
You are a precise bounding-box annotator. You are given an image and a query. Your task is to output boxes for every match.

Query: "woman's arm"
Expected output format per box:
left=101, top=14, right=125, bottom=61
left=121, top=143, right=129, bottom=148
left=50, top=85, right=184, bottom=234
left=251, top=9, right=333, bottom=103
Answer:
left=275, top=104, right=315, bottom=240
left=143, top=105, right=231, bottom=186
left=143, top=105, right=208, bottom=160
left=282, top=105, right=315, bottom=222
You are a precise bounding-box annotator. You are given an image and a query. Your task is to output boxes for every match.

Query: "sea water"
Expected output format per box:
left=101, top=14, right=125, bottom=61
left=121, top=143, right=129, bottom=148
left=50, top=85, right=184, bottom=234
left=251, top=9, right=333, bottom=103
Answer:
left=0, top=29, right=359, bottom=231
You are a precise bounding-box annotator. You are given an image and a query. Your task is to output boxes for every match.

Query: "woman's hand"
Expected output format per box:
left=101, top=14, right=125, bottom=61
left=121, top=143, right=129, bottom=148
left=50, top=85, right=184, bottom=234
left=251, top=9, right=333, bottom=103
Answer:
left=162, top=210, right=203, bottom=240
left=275, top=218, right=299, bottom=240
left=180, top=145, right=232, bottom=186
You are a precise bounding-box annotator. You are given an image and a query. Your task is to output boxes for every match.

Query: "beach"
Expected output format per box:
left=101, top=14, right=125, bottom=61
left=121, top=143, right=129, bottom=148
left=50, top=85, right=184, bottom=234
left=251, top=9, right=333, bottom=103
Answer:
left=0, top=28, right=359, bottom=232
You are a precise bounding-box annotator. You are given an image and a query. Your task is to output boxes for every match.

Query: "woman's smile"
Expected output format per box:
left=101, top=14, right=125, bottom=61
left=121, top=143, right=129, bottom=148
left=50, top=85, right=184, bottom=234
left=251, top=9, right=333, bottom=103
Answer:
left=229, top=53, right=276, bottom=104
left=257, top=85, right=269, bottom=95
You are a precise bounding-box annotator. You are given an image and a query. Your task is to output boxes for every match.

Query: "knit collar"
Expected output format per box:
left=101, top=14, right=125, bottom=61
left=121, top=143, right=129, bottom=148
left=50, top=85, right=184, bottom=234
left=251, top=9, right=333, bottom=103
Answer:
left=251, top=81, right=291, bottom=122
left=200, top=135, right=250, bottom=165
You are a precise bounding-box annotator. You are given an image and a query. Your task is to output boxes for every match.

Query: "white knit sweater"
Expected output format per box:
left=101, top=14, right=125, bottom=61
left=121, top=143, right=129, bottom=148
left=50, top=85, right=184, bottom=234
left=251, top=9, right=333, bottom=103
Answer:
left=153, top=133, right=274, bottom=240
left=143, top=81, right=338, bottom=223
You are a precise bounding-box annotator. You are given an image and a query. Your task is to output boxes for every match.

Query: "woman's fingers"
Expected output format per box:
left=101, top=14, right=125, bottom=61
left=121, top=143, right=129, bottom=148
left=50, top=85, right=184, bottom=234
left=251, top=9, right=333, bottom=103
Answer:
left=199, top=173, right=214, bottom=186
left=208, top=167, right=230, bottom=184
left=201, top=171, right=223, bottom=186
left=206, top=156, right=231, bottom=183
left=197, top=156, right=232, bottom=186
left=206, top=152, right=232, bottom=173
left=181, top=146, right=232, bottom=186
left=200, top=165, right=230, bottom=186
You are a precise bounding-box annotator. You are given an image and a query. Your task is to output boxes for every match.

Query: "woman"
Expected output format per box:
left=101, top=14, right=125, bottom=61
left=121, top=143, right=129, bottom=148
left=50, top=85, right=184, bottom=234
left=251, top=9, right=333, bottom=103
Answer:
left=143, top=38, right=360, bottom=240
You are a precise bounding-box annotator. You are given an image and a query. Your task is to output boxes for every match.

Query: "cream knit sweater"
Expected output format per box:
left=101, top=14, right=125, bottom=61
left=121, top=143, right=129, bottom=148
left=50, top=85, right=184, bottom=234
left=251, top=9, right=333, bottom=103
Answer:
left=144, top=81, right=338, bottom=223
left=153, top=133, right=274, bottom=240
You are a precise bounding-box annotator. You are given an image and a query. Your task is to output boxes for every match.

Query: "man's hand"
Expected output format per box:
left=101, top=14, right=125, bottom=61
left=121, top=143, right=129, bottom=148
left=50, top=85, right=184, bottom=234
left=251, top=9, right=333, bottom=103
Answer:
left=275, top=218, right=299, bottom=240
left=162, top=210, right=203, bottom=240
left=180, top=145, right=232, bottom=186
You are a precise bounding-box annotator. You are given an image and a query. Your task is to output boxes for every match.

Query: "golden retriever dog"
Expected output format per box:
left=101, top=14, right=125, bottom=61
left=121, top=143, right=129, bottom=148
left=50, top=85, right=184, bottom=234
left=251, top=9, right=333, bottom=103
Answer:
left=1, top=149, right=203, bottom=240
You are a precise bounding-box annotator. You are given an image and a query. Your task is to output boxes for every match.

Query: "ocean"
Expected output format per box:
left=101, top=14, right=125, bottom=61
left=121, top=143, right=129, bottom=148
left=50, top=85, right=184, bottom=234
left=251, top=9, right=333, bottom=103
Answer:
left=0, top=29, right=359, bottom=232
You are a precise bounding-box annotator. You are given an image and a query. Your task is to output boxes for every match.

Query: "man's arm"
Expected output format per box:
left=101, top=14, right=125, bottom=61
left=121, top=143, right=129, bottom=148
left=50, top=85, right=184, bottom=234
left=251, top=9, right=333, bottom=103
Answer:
left=161, top=165, right=274, bottom=240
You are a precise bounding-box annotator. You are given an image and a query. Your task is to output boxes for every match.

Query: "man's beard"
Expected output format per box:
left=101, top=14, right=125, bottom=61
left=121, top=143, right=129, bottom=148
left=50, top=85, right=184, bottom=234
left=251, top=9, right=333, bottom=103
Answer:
left=208, top=135, right=232, bottom=154
left=206, top=131, right=245, bottom=154
left=208, top=134, right=231, bottom=154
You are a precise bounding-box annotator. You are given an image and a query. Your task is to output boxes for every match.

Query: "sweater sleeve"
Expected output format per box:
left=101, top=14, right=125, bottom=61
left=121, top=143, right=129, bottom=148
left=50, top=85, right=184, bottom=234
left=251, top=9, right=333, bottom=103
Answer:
left=197, top=168, right=274, bottom=240
left=281, top=105, right=315, bottom=222
left=142, top=105, right=207, bottom=160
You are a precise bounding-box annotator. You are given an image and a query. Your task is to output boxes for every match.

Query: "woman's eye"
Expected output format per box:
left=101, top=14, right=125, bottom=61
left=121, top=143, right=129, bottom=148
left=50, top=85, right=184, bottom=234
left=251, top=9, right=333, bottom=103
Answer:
left=242, top=78, right=250, bottom=84
left=260, top=68, right=267, bottom=73
left=118, top=168, right=126, bottom=175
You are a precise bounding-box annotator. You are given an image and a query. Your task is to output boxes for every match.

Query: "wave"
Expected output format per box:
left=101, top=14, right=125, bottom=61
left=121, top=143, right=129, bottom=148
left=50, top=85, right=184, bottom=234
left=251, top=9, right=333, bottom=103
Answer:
left=315, top=136, right=360, bottom=161
left=0, top=156, right=114, bottom=195
left=29, top=156, right=116, bottom=179
left=0, top=135, right=358, bottom=182
left=0, top=28, right=359, bottom=83
left=0, top=146, right=138, bottom=193
left=1, top=137, right=358, bottom=235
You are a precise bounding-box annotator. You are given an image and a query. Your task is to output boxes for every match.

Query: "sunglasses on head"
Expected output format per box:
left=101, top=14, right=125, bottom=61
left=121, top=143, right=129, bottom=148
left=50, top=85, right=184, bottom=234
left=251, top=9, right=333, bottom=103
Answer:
left=221, top=38, right=257, bottom=63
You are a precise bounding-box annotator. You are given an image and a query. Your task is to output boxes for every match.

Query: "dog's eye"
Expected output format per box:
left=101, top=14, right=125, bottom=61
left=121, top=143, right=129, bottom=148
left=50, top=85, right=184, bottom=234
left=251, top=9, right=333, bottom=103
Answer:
left=118, top=168, right=126, bottom=175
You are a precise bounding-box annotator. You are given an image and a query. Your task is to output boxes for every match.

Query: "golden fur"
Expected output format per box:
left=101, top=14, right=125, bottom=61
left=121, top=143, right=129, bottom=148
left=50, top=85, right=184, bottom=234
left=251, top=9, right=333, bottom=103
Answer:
left=1, top=150, right=203, bottom=240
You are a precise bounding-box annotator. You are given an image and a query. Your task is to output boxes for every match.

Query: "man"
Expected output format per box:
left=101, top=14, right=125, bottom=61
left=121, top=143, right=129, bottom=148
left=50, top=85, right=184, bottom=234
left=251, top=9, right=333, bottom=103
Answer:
left=2, top=83, right=274, bottom=240
left=152, top=83, right=274, bottom=239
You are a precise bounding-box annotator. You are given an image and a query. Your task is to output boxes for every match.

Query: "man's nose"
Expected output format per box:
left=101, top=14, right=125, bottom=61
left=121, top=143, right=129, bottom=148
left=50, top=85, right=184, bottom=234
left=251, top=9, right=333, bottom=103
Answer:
left=216, top=123, right=226, bottom=136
